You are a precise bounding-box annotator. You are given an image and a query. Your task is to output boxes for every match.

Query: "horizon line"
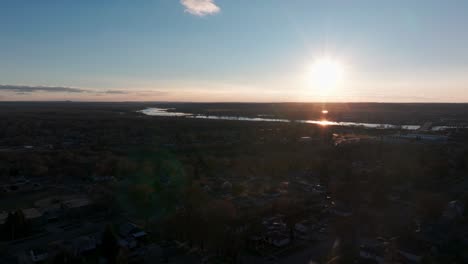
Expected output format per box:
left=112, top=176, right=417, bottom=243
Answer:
left=2, top=100, right=468, bottom=104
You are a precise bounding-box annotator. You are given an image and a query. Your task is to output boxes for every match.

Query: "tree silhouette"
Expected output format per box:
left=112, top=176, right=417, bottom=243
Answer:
left=101, top=224, right=120, bottom=264
left=3, top=210, right=29, bottom=240
left=51, top=249, right=83, bottom=264
left=116, top=150, right=188, bottom=226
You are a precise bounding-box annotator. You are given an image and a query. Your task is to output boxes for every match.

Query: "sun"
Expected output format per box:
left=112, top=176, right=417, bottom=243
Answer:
left=308, top=58, right=345, bottom=94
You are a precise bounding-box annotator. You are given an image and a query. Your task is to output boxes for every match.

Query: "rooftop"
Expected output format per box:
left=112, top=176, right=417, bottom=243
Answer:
left=22, top=208, right=43, bottom=219
left=63, top=198, right=92, bottom=209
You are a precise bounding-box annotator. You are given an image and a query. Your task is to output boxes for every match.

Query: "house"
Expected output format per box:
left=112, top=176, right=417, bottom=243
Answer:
left=221, top=181, right=232, bottom=191
left=359, top=245, right=384, bottom=264
left=442, top=200, right=464, bottom=221
left=63, top=198, right=93, bottom=217
left=73, top=235, right=98, bottom=255
left=262, top=215, right=287, bottom=231
left=63, top=198, right=92, bottom=210
left=395, top=237, right=426, bottom=264
left=248, top=235, right=264, bottom=251
left=22, top=208, right=45, bottom=228
left=265, top=231, right=290, bottom=247
left=328, top=203, right=353, bottom=217
left=1, top=177, right=34, bottom=193
left=398, top=250, right=422, bottom=263
left=358, top=239, right=386, bottom=264
left=119, top=238, right=138, bottom=250
left=294, top=219, right=317, bottom=240
left=41, top=204, right=63, bottom=223
left=384, top=133, right=449, bottom=143
left=401, top=134, right=448, bottom=142
left=0, top=211, right=7, bottom=228
left=120, top=223, right=142, bottom=237
left=259, top=215, right=292, bottom=247
left=232, top=196, right=254, bottom=210
left=143, top=244, right=163, bottom=263
left=30, top=248, right=48, bottom=263
left=92, top=176, right=115, bottom=182
left=119, top=222, right=147, bottom=247
left=298, top=136, right=319, bottom=143
left=299, top=136, right=312, bottom=142
left=35, top=197, right=65, bottom=223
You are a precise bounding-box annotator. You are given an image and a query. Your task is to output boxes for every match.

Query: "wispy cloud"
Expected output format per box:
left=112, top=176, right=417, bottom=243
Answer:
left=0, top=85, right=134, bottom=95
left=180, top=0, right=220, bottom=16
left=103, top=90, right=128, bottom=94
left=0, top=84, right=174, bottom=102
left=0, top=85, right=86, bottom=93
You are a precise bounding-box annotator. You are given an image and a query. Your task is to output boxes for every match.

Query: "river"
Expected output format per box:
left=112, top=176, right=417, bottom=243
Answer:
left=139, top=108, right=458, bottom=131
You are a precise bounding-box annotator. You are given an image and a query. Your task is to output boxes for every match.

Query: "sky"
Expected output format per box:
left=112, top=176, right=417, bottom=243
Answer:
left=1, top=0, right=468, bottom=102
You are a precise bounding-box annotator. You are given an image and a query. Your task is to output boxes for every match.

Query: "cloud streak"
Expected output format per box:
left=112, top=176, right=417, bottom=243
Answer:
left=0, top=85, right=173, bottom=101
left=180, top=0, right=220, bottom=16
left=0, top=85, right=136, bottom=95
left=103, top=90, right=128, bottom=94
left=0, top=85, right=86, bottom=93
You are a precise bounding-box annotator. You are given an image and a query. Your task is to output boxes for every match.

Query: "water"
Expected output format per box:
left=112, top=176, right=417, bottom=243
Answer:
left=139, top=108, right=191, bottom=117
left=431, top=126, right=458, bottom=131
left=139, top=108, right=457, bottom=131
left=191, top=115, right=291, bottom=123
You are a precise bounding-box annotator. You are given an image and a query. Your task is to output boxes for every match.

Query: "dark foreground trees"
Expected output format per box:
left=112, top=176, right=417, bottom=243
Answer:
left=1, top=210, right=31, bottom=241
left=101, top=224, right=120, bottom=264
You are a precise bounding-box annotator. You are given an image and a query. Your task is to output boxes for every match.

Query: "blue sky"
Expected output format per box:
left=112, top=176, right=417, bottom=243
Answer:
left=1, top=0, right=468, bottom=102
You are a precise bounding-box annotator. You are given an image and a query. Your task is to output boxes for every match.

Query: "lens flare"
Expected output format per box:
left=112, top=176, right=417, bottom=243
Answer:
left=308, top=58, right=346, bottom=95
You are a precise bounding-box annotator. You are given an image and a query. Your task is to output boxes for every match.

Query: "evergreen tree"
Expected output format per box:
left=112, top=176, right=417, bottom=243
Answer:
left=101, top=224, right=120, bottom=264
left=3, top=210, right=28, bottom=240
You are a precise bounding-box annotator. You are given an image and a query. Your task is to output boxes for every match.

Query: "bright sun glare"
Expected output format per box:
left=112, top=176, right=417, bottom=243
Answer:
left=308, top=58, right=345, bottom=95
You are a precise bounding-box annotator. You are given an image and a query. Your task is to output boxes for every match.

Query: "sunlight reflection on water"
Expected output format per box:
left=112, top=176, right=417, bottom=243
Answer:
left=139, top=108, right=433, bottom=131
